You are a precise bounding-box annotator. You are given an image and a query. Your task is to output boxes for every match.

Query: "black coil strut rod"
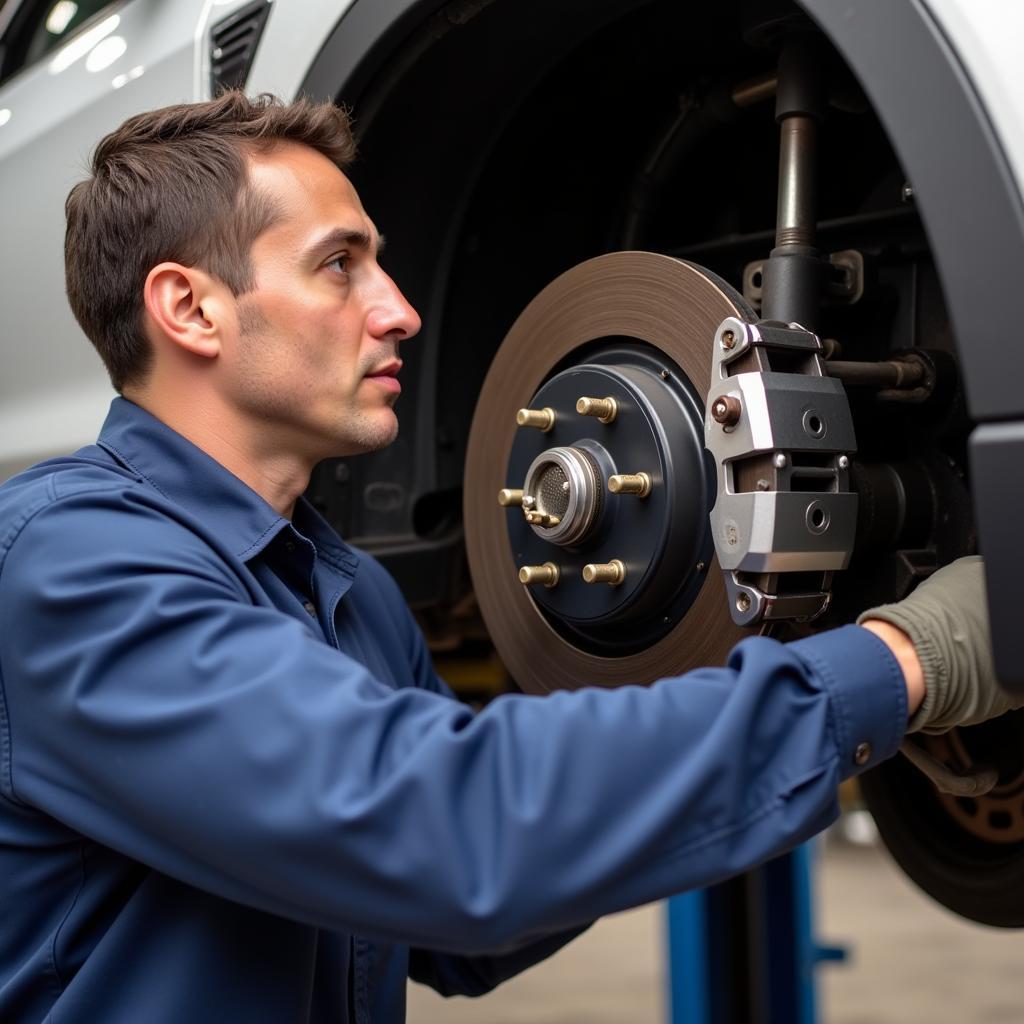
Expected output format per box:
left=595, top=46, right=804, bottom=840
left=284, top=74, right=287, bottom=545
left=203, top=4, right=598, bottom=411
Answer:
left=760, top=33, right=826, bottom=329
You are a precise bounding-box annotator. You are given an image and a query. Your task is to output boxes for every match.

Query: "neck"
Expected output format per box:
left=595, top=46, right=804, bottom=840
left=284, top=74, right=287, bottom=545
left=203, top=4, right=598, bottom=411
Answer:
left=125, top=388, right=312, bottom=519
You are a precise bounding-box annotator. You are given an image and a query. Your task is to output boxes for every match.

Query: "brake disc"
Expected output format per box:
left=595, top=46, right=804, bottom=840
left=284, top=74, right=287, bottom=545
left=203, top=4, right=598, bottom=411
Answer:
left=464, top=252, right=750, bottom=693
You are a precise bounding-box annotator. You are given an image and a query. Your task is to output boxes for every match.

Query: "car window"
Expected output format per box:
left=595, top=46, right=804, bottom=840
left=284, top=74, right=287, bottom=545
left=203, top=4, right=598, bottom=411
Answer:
left=0, top=0, right=118, bottom=84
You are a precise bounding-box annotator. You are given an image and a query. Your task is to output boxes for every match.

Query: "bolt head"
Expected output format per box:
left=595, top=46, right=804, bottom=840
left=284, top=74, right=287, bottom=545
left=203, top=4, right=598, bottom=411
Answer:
left=721, top=329, right=736, bottom=350
left=838, top=455, right=850, bottom=470
left=773, top=453, right=787, bottom=469
left=736, top=593, right=751, bottom=613
left=710, top=394, right=742, bottom=427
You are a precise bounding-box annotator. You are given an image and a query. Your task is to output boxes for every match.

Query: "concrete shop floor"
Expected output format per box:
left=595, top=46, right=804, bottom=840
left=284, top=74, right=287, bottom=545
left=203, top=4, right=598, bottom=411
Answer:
left=407, top=823, right=1024, bottom=1023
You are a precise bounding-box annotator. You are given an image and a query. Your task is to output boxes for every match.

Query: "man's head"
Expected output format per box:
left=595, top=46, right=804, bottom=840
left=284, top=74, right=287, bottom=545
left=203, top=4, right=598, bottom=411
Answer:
left=65, top=91, right=420, bottom=461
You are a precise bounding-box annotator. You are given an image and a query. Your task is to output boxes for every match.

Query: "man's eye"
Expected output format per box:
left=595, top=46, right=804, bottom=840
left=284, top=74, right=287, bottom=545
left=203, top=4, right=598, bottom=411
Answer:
left=326, top=255, right=349, bottom=275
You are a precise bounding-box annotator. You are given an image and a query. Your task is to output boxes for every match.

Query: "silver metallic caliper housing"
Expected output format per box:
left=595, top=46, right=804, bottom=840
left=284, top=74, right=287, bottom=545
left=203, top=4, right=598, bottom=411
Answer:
left=705, top=316, right=858, bottom=626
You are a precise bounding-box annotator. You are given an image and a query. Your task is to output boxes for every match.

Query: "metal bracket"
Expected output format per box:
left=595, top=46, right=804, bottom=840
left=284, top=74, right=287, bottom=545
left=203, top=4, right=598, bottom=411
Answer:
left=743, top=249, right=865, bottom=310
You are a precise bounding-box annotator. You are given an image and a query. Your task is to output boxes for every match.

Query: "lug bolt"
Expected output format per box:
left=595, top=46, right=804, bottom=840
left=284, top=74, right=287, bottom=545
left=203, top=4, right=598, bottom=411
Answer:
left=576, top=396, right=618, bottom=423
left=498, top=488, right=524, bottom=507
left=582, top=560, right=626, bottom=586
left=519, top=562, right=560, bottom=588
left=608, top=472, right=652, bottom=497
left=525, top=511, right=561, bottom=528
left=711, top=394, right=742, bottom=427
left=516, top=407, right=555, bottom=431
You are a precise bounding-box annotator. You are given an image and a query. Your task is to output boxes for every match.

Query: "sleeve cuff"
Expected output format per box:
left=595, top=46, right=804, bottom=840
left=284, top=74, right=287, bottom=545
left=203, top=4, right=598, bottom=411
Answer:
left=788, top=624, right=908, bottom=780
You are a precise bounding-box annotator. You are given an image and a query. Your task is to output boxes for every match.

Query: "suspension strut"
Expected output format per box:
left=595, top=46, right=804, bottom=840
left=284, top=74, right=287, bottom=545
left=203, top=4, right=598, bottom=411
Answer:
left=704, top=32, right=858, bottom=626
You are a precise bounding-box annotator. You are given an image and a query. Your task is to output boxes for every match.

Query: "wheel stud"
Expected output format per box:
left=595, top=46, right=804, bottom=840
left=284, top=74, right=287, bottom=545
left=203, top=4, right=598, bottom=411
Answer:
left=516, top=407, right=555, bottom=431
left=582, top=560, right=626, bottom=586
left=519, top=563, right=560, bottom=587
left=576, top=396, right=618, bottom=423
left=525, top=511, right=561, bottom=528
left=608, top=472, right=652, bottom=497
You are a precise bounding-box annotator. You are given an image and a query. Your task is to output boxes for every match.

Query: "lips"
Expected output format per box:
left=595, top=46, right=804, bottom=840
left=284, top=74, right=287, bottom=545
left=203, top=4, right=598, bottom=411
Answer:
left=365, top=360, right=402, bottom=394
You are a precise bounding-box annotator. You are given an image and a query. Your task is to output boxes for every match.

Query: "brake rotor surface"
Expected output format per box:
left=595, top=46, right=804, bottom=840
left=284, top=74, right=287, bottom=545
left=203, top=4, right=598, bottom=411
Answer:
left=465, top=252, right=750, bottom=694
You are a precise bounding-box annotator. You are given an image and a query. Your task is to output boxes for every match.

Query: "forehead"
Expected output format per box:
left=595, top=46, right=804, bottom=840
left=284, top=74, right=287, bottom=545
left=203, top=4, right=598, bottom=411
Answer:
left=246, top=142, right=373, bottom=245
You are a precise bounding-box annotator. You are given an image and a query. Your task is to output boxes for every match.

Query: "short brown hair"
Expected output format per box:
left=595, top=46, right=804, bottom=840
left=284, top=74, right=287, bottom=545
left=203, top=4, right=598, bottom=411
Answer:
left=64, top=91, right=357, bottom=391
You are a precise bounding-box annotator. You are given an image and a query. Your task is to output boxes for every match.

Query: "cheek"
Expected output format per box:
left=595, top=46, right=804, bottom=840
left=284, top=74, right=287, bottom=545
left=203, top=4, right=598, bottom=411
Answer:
left=240, top=284, right=364, bottom=385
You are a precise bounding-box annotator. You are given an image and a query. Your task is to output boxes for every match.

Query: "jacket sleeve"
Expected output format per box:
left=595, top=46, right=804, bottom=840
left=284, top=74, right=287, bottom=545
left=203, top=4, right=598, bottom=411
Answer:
left=0, top=485, right=907, bottom=955
left=389, top=585, right=596, bottom=993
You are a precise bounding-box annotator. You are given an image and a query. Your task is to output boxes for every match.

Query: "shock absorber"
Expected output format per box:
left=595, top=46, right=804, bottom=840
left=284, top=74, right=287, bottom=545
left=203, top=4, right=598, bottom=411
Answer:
left=761, top=32, right=826, bottom=329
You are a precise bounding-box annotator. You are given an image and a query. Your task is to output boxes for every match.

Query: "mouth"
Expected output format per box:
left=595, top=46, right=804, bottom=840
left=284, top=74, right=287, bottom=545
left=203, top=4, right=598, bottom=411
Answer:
left=365, top=359, right=403, bottom=395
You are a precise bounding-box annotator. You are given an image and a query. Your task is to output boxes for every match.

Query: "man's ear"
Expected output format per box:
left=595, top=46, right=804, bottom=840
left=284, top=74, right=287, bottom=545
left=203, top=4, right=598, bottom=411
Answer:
left=143, top=262, right=230, bottom=360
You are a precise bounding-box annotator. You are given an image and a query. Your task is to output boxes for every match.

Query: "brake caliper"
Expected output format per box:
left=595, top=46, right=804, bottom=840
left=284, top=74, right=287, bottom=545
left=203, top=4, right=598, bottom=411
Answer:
left=705, top=316, right=858, bottom=625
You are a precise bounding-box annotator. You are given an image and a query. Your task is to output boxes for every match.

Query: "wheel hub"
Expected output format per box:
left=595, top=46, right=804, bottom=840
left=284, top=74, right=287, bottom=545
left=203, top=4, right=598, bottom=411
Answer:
left=504, top=350, right=713, bottom=653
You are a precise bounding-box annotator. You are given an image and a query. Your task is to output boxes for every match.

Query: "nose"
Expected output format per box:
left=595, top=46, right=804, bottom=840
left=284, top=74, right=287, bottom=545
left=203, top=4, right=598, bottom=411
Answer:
left=367, top=269, right=422, bottom=342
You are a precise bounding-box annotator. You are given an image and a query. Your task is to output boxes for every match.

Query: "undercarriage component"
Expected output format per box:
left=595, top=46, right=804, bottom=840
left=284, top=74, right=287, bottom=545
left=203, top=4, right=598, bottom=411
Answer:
left=465, top=253, right=748, bottom=694
left=312, top=0, right=1024, bottom=929
left=859, top=712, right=1024, bottom=928
left=705, top=317, right=857, bottom=626
left=760, top=31, right=826, bottom=330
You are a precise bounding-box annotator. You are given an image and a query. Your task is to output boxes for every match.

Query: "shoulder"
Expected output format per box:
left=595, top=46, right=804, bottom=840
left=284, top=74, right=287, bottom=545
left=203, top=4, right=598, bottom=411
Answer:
left=0, top=450, right=135, bottom=547
left=0, top=451, right=238, bottom=589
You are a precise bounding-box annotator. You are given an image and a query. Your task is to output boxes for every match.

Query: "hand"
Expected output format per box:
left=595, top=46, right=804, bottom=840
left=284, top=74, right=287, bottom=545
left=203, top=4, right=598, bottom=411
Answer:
left=858, top=556, right=1024, bottom=734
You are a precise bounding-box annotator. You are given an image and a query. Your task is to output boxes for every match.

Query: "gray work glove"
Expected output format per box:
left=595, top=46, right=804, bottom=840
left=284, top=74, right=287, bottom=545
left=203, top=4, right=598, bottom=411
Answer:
left=857, top=555, right=1023, bottom=735
left=858, top=556, right=1024, bottom=796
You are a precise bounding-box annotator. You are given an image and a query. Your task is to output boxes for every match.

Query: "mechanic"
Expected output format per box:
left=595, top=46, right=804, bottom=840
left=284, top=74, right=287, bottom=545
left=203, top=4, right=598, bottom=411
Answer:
left=0, top=91, right=1016, bottom=1024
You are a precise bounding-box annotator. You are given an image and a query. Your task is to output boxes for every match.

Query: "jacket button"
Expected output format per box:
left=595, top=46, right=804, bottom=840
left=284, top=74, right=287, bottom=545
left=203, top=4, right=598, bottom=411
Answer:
left=854, top=742, right=872, bottom=766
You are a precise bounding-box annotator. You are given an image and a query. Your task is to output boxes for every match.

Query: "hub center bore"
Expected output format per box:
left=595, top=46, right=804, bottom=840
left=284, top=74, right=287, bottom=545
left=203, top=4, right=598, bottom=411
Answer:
left=522, top=446, right=602, bottom=546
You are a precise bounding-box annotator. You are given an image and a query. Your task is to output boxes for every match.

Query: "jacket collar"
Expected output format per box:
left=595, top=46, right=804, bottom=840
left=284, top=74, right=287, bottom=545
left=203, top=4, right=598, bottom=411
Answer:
left=95, top=397, right=357, bottom=570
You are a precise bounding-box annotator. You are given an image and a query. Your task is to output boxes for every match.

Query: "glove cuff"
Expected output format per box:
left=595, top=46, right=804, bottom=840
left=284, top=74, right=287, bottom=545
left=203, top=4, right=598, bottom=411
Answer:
left=857, top=604, right=942, bottom=732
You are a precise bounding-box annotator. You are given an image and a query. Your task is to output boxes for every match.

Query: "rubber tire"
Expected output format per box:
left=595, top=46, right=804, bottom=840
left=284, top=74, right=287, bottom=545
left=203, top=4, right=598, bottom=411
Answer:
left=859, top=746, right=1024, bottom=928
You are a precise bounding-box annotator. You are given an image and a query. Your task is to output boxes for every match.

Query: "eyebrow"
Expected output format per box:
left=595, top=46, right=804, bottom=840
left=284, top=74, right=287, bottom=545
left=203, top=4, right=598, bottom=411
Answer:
left=300, top=227, right=386, bottom=263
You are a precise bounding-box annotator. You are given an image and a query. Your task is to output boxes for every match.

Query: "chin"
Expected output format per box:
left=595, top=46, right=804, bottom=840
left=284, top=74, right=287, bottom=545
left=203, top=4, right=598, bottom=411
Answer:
left=331, top=412, right=399, bottom=457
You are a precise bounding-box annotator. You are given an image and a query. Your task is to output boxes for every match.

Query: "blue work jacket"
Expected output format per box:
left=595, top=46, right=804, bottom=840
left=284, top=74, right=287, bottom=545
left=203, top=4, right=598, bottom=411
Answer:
left=0, top=398, right=906, bottom=1023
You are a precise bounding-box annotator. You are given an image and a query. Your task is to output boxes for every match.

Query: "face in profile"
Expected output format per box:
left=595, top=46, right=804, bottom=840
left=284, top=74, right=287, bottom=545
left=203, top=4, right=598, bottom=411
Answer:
left=221, top=141, right=421, bottom=461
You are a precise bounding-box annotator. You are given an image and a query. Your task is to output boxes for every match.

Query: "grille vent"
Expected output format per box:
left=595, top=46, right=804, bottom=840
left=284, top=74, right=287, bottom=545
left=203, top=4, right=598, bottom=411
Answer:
left=210, top=0, right=272, bottom=94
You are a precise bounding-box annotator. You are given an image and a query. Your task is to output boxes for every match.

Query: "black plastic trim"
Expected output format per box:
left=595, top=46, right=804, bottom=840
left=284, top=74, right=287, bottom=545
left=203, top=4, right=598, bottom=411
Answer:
left=210, top=0, right=272, bottom=95
left=970, top=424, right=1024, bottom=691
left=800, top=0, right=1024, bottom=422
left=299, top=0, right=449, bottom=106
